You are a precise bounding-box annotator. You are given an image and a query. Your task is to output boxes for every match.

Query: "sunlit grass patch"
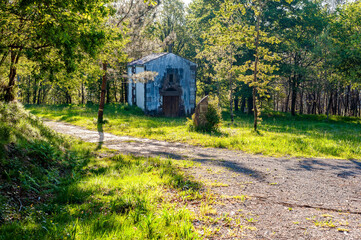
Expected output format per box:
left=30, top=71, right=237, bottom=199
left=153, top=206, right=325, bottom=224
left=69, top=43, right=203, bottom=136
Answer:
left=25, top=104, right=361, bottom=159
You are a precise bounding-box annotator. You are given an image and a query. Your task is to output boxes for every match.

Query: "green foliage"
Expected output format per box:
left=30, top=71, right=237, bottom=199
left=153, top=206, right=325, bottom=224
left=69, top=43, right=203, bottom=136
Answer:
left=205, top=103, right=223, bottom=131
left=332, top=1, right=361, bottom=84
left=0, top=0, right=112, bottom=101
left=188, top=100, right=222, bottom=133
left=268, top=0, right=329, bottom=115
left=186, top=0, right=223, bottom=96
left=198, top=0, right=280, bottom=128
left=151, top=0, right=188, bottom=54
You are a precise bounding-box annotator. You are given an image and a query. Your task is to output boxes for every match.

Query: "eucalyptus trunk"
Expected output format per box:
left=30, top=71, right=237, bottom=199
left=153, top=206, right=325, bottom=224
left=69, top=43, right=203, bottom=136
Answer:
left=229, top=73, right=234, bottom=123
left=253, top=16, right=260, bottom=131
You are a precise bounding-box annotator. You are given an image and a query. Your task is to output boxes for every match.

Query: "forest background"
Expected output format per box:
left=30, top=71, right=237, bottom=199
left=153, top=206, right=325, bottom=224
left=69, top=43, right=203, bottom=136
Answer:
left=1, top=0, right=361, bottom=122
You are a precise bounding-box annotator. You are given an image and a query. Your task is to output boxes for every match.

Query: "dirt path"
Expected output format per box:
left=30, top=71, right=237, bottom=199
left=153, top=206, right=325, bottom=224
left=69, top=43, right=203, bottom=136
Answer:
left=44, top=120, right=361, bottom=239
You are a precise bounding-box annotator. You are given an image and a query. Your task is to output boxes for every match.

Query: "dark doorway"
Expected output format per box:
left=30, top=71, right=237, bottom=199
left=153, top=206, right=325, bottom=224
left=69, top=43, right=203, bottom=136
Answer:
left=163, top=96, right=179, bottom=117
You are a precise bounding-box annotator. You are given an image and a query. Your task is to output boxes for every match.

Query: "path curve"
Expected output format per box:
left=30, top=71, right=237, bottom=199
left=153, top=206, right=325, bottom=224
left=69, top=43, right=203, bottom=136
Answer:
left=44, top=120, right=361, bottom=240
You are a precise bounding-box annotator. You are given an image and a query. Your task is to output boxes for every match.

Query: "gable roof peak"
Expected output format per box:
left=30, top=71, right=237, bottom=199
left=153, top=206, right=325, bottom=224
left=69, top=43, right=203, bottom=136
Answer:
left=128, top=53, right=169, bottom=66
left=128, top=52, right=196, bottom=66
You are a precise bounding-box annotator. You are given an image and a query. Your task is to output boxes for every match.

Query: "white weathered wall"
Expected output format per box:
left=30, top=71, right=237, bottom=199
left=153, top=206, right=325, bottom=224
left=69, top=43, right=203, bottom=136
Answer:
left=136, top=82, right=144, bottom=110
left=127, top=66, right=145, bottom=109
left=135, top=66, right=145, bottom=110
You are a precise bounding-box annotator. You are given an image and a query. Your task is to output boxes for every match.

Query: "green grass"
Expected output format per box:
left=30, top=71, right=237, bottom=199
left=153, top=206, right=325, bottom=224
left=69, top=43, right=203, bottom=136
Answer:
left=1, top=154, right=200, bottom=240
left=25, top=103, right=361, bottom=160
left=0, top=102, right=200, bottom=239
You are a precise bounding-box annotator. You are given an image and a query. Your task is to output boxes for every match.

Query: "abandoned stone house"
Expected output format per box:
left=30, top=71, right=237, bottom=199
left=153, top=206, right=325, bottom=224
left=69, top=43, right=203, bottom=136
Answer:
left=127, top=52, right=197, bottom=117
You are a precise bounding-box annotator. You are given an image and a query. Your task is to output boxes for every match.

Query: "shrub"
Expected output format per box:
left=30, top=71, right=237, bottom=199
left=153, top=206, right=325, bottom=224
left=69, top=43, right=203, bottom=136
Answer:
left=188, top=98, right=222, bottom=132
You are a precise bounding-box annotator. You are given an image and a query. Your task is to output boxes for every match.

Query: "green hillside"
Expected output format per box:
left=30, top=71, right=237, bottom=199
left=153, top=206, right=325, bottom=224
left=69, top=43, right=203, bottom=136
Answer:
left=0, top=103, right=198, bottom=239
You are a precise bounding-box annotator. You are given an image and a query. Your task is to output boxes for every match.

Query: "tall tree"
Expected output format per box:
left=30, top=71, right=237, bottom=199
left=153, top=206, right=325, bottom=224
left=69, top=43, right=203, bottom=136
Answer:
left=97, top=0, right=158, bottom=123
left=186, top=0, right=223, bottom=97
left=0, top=0, right=110, bottom=102
left=143, top=0, right=188, bottom=55
left=199, top=0, right=279, bottom=130
left=266, top=0, right=328, bottom=115
left=332, top=1, right=361, bottom=84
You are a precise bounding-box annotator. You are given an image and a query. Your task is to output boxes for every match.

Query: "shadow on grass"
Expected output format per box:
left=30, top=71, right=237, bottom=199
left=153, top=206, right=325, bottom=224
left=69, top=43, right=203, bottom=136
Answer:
left=190, top=128, right=229, bottom=138
left=232, top=111, right=361, bottom=136
left=0, top=154, right=201, bottom=240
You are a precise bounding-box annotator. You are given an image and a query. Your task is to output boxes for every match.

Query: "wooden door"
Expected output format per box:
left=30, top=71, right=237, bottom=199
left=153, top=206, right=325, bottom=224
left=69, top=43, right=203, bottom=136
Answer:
left=163, top=96, right=179, bottom=117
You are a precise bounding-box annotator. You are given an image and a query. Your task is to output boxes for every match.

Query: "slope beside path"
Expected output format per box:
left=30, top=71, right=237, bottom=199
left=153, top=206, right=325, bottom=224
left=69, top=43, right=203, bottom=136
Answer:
left=44, top=120, right=361, bottom=239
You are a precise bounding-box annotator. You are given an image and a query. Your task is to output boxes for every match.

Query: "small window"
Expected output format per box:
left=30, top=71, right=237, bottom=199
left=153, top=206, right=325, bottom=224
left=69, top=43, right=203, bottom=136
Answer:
left=132, top=66, right=136, bottom=74
left=169, top=74, right=174, bottom=83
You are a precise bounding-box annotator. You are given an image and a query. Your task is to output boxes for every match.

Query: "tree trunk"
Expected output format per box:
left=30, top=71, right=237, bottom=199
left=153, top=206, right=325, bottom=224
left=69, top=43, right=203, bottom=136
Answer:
left=345, top=85, right=350, bottom=116
left=106, top=78, right=111, bottom=104
left=217, top=77, right=221, bottom=108
left=124, top=80, right=128, bottom=103
left=42, top=85, right=48, bottom=104
left=65, top=90, right=72, bottom=104
left=284, top=79, right=291, bottom=112
left=240, top=97, right=246, bottom=113
left=33, top=79, right=38, bottom=104
left=333, top=87, right=338, bottom=115
left=253, top=15, right=260, bottom=131
left=113, top=80, right=118, bottom=103
left=234, top=96, right=239, bottom=112
left=229, top=73, right=234, bottom=123
left=81, top=80, right=85, bottom=104
left=120, top=79, right=124, bottom=103
left=4, top=49, right=22, bottom=102
left=317, top=91, right=322, bottom=114
left=26, top=76, right=31, bottom=104
left=299, top=88, right=304, bottom=115
left=274, top=93, right=277, bottom=111
left=247, top=97, right=253, bottom=115
left=290, top=77, right=297, bottom=116
left=352, top=89, right=359, bottom=116
left=326, top=91, right=333, bottom=120
left=253, top=87, right=258, bottom=131
left=37, top=86, right=41, bottom=105
left=98, top=62, right=108, bottom=123
left=311, top=93, right=315, bottom=114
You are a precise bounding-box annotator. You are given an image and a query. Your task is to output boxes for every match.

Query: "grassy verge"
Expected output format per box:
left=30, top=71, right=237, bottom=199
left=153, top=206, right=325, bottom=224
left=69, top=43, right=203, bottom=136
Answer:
left=26, top=104, right=361, bottom=160
left=0, top=102, right=200, bottom=239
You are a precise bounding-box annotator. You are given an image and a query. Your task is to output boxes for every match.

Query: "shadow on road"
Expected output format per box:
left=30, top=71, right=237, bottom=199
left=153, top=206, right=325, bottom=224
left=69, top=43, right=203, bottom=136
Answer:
left=287, top=158, right=361, bottom=179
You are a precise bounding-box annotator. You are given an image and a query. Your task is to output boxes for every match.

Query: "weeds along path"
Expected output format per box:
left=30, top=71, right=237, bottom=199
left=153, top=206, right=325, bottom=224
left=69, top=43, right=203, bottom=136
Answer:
left=44, top=120, right=361, bottom=239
